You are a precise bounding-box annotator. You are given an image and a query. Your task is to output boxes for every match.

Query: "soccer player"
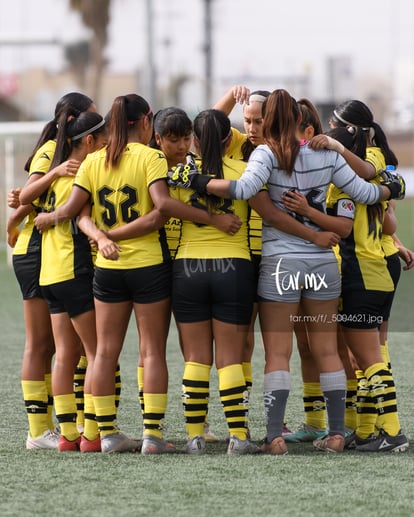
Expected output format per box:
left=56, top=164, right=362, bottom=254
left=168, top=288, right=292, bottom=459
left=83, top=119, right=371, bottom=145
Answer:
left=214, top=86, right=276, bottom=433
left=7, top=92, right=95, bottom=449
left=321, top=100, right=409, bottom=452
left=22, top=111, right=107, bottom=452
left=148, top=107, right=219, bottom=443
left=170, top=109, right=260, bottom=455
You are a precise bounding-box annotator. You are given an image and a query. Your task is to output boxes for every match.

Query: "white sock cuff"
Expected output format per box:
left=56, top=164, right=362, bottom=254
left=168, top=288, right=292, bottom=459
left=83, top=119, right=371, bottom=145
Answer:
left=320, top=369, right=346, bottom=392
left=264, top=370, right=291, bottom=392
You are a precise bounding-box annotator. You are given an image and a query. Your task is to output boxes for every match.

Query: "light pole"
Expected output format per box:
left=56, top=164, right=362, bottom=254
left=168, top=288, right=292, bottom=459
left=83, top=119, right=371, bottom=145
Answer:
left=203, top=0, right=213, bottom=108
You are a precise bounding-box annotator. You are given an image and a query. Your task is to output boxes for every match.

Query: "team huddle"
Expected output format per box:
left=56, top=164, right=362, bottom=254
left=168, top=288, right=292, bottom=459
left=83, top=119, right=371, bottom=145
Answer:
left=7, top=85, right=412, bottom=455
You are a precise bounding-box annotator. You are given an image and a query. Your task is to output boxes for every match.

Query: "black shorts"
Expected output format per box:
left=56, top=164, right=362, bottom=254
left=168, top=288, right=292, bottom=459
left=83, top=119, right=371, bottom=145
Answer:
left=382, top=253, right=401, bottom=321
left=339, top=289, right=394, bottom=329
left=251, top=253, right=261, bottom=301
left=41, top=274, right=94, bottom=318
left=12, top=252, right=43, bottom=300
left=93, top=262, right=172, bottom=304
left=172, top=258, right=254, bottom=325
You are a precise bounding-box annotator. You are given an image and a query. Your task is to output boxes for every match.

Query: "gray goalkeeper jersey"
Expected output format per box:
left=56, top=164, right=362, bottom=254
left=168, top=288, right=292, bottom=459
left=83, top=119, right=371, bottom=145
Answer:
left=228, top=142, right=382, bottom=258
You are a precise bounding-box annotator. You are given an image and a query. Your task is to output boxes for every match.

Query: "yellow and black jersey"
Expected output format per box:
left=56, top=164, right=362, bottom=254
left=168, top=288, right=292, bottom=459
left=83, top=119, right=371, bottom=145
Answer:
left=327, top=178, right=393, bottom=292
left=225, top=127, right=262, bottom=256
left=365, top=146, right=386, bottom=173
left=365, top=146, right=398, bottom=258
left=172, top=156, right=250, bottom=260
left=164, top=216, right=181, bottom=258
left=75, top=143, right=170, bottom=269
left=382, top=233, right=399, bottom=258
left=39, top=175, right=93, bottom=286
left=13, top=140, right=56, bottom=256
left=225, top=127, right=247, bottom=161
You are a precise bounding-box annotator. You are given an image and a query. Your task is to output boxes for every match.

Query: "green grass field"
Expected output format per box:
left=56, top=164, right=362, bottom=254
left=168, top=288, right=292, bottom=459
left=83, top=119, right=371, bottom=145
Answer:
left=1, top=199, right=413, bottom=517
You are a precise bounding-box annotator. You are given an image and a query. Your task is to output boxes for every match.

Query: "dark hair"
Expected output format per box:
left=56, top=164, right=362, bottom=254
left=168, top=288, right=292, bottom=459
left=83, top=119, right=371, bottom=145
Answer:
left=298, top=98, right=323, bottom=136
left=262, top=89, right=300, bottom=175
left=105, top=94, right=152, bottom=168
left=149, top=107, right=192, bottom=149
left=67, top=111, right=105, bottom=144
left=330, top=99, right=398, bottom=167
left=193, top=109, right=231, bottom=211
left=193, top=109, right=231, bottom=179
left=326, top=126, right=383, bottom=229
left=24, top=92, right=94, bottom=172
left=241, top=90, right=270, bottom=161
left=325, top=126, right=366, bottom=159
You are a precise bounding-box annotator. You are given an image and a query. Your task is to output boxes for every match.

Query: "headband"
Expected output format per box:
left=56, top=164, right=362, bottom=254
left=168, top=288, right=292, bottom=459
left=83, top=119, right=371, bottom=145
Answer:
left=72, top=119, right=105, bottom=141
left=333, top=109, right=370, bottom=131
left=249, top=94, right=267, bottom=103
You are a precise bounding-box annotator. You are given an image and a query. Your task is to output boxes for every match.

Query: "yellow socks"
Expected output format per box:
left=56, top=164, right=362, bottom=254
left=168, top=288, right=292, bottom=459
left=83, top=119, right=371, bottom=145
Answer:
left=143, top=393, right=167, bottom=439
left=218, top=364, right=248, bottom=440
left=21, top=380, right=49, bottom=438
left=303, top=382, right=326, bottom=430
left=54, top=393, right=79, bottom=441
left=182, top=362, right=210, bottom=438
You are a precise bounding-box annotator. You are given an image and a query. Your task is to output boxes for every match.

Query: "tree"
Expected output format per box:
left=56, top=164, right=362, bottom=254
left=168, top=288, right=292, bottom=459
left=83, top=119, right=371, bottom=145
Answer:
left=69, top=0, right=111, bottom=103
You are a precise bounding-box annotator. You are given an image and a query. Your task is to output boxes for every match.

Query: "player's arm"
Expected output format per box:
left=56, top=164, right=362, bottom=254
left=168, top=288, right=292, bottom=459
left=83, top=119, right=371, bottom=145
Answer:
left=104, top=209, right=169, bottom=241
left=150, top=179, right=242, bottom=235
left=6, top=204, right=34, bottom=247
left=281, top=190, right=353, bottom=238
left=19, top=159, right=81, bottom=205
left=309, top=134, right=375, bottom=179
left=249, top=191, right=341, bottom=249
left=34, top=184, right=90, bottom=232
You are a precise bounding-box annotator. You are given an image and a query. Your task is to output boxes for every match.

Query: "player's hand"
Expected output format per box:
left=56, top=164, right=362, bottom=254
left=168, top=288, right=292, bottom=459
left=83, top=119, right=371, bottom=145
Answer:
left=7, top=227, right=20, bottom=247
left=397, top=245, right=414, bottom=271
left=282, top=190, right=309, bottom=216
left=311, top=231, right=341, bottom=249
left=97, top=235, right=121, bottom=261
left=210, top=213, right=242, bottom=235
left=54, top=159, right=81, bottom=178
left=8, top=188, right=21, bottom=209
left=34, top=212, right=55, bottom=232
left=232, top=85, right=251, bottom=105
left=308, top=135, right=345, bottom=154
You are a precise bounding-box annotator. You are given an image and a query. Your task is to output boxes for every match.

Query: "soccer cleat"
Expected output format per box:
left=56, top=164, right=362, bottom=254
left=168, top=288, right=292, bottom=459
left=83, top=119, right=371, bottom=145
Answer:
left=284, top=423, right=327, bottom=443
left=227, top=436, right=261, bottom=455
left=26, top=429, right=59, bottom=450
left=141, top=435, right=175, bottom=455
left=80, top=435, right=101, bottom=453
left=261, top=436, right=288, bottom=455
left=184, top=436, right=206, bottom=455
left=344, top=431, right=377, bottom=450
left=355, top=429, right=409, bottom=453
left=313, top=434, right=345, bottom=453
left=282, top=423, right=293, bottom=436
left=101, top=432, right=142, bottom=453
left=203, top=422, right=220, bottom=443
left=58, top=435, right=81, bottom=452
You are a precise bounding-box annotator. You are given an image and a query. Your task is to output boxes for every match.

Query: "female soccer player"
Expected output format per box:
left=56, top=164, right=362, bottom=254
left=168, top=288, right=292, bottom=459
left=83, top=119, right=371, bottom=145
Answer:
left=24, top=111, right=107, bottom=451
left=171, top=109, right=260, bottom=455
left=7, top=92, right=96, bottom=449
left=319, top=100, right=409, bottom=452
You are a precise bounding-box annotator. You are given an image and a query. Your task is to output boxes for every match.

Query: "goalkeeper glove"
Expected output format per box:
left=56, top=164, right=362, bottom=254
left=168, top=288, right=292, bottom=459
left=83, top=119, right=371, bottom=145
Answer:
left=167, top=158, right=212, bottom=194
left=380, top=169, right=406, bottom=200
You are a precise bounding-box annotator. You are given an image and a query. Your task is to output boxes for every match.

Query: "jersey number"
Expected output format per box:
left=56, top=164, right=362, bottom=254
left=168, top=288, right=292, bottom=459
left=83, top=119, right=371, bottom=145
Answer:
left=98, top=185, right=139, bottom=227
